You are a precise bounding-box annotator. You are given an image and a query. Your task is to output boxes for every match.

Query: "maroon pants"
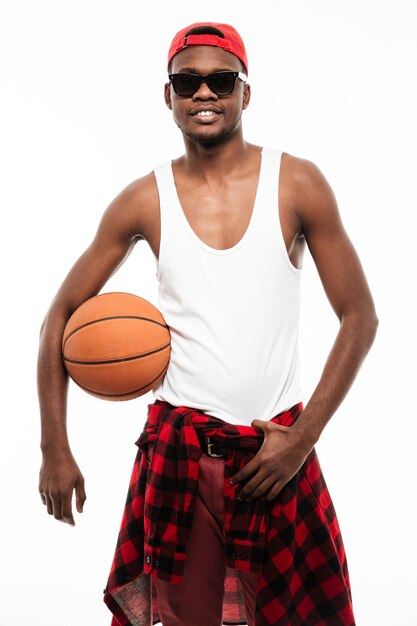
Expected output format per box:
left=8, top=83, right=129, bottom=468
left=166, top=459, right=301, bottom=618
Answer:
left=154, top=450, right=259, bottom=626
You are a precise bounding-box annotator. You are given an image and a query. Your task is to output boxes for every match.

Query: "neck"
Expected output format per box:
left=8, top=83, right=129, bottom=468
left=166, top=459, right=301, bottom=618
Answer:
left=181, top=127, right=252, bottom=176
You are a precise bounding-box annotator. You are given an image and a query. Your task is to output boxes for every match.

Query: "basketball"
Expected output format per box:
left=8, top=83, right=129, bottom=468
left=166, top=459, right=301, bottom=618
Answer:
left=62, top=292, right=171, bottom=401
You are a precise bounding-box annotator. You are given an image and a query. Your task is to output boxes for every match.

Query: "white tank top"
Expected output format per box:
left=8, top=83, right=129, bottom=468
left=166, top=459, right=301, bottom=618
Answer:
left=151, top=147, right=304, bottom=426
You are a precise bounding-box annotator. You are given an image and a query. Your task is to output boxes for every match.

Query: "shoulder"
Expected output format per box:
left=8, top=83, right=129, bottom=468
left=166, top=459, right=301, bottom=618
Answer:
left=280, top=151, right=341, bottom=236
left=281, top=151, right=334, bottom=202
left=99, top=169, right=159, bottom=241
left=116, top=169, right=159, bottom=214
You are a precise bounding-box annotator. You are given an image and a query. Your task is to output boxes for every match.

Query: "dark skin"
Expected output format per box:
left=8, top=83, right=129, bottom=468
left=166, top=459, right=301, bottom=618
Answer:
left=38, top=45, right=378, bottom=524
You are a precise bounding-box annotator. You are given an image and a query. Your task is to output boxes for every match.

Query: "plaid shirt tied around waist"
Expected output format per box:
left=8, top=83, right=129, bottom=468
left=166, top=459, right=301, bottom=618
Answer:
left=103, top=400, right=355, bottom=626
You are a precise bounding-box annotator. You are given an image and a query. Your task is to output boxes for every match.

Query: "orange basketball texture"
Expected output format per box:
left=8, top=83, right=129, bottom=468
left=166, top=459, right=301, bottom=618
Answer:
left=62, top=292, right=171, bottom=400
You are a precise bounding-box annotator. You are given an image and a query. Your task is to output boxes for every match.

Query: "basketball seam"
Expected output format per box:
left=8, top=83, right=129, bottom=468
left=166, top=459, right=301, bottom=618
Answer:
left=63, top=342, right=170, bottom=365
left=62, top=316, right=169, bottom=351
left=71, top=362, right=170, bottom=397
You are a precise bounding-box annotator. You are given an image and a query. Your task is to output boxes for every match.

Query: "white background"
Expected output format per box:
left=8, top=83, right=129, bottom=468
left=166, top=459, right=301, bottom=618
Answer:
left=1, top=1, right=416, bottom=624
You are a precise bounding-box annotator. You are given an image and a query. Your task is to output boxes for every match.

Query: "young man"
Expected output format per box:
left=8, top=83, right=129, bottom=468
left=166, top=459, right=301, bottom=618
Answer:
left=38, top=22, right=378, bottom=626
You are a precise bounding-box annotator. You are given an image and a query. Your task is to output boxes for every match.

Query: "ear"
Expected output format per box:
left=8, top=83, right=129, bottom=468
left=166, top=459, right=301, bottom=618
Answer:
left=164, top=83, right=172, bottom=110
left=242, top=83, right=251, bottom=110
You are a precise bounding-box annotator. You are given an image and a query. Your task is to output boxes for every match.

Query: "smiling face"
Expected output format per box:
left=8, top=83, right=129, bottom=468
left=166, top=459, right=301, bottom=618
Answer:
left=165, top=45, right=251, bottom=146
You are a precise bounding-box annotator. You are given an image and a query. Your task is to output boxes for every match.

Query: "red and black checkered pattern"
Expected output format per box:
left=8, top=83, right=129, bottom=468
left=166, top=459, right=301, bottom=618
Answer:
left=103, top=400, right=355, bottom=625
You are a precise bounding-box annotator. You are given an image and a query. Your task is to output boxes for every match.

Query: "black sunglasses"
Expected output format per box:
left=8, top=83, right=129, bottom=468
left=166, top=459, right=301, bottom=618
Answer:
left=168, top=71, right=247, bottom=97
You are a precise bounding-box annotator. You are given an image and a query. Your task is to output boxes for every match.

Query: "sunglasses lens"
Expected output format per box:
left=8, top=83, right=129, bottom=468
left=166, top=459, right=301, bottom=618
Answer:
left=171, top=74, right=200, bottom=96
left=207, top=72, right=236, bottom=95
left=170, top=72, right=238, bottom=96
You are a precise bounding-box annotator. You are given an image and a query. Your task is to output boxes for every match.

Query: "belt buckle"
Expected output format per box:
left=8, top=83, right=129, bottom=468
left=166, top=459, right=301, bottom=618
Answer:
left=205, top=436, right=224, bottom=457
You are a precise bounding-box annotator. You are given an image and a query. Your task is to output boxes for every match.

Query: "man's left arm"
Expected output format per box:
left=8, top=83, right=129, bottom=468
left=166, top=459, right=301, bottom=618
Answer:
left=230, top=158, right=379, bottom=502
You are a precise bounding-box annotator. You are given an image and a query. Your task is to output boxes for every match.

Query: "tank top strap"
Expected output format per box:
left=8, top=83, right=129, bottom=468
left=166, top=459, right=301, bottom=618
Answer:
left=250, top=148, right=281, bottom=233
left=255, top=147, right=283, bottom=210
left=253, top=147, right=298, bottom=274
left=153, top=160, right=176, bottom=210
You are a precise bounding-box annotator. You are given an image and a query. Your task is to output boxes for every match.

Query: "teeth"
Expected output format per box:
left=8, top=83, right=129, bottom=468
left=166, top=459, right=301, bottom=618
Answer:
left=196, top=110, right=217, bottom=116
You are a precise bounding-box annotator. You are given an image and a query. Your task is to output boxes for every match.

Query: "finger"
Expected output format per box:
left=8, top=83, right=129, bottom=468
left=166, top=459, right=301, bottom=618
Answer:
left=230, top=456, right=260, bottom=485
left=61, top=494, right=75, bottom=526
left=236, top=471, right=267, bottom=500
left=75, top=478, right=87, bottom=514
left=51, top=492, right=64, bottom=522
left=45, top=494, right=54, bottom=516
left=244, top=476, right=276, bottom=502
left=265, top=482, right=284, bottom=502
left=40, top=493, right=46, bottom=506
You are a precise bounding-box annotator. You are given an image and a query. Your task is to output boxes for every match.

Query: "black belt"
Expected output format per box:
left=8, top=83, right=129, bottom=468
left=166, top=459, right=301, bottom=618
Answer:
left=199, top=434, right=226, bottom=457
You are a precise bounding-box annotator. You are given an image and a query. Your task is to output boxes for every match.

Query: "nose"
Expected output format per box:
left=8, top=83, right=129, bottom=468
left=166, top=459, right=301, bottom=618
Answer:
left=192, top=79, right=218, bottom=100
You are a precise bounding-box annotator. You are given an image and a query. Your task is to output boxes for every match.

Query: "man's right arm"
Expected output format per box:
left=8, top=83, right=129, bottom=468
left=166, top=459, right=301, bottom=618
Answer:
left=37, top=173, right=156, bottom=526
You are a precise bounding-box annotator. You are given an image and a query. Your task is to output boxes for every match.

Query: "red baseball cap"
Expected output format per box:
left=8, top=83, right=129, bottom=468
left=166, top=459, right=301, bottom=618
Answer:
left=167, top=22, right=248, bottom=74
